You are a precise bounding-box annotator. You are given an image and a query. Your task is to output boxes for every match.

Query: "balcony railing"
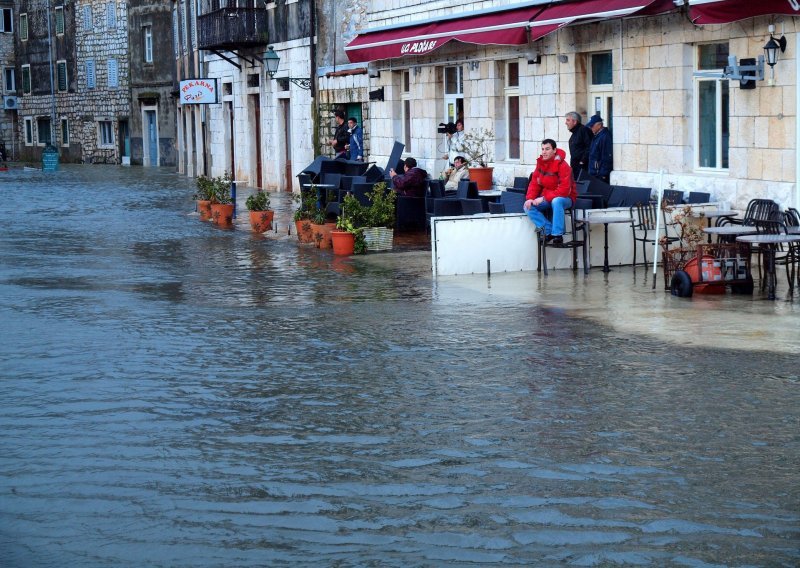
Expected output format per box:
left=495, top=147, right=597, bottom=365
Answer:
left=198, top=8, right=268, bottom=51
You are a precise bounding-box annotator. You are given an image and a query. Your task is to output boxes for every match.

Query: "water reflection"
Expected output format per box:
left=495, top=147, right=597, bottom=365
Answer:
left=0, top=166, right=797, bottom=566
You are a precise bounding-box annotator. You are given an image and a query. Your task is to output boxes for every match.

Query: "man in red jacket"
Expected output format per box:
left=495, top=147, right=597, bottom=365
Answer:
left=523, top=139, right=576, bottom=244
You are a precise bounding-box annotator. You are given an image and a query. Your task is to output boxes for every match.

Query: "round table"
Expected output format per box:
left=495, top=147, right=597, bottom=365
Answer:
left=688, top=209, right=738, bottom=242
left=736, top=233, right=800, bottom=300
left=703, top=225, right=759, bottom=243
left=588, top=215, right=633, bottom=272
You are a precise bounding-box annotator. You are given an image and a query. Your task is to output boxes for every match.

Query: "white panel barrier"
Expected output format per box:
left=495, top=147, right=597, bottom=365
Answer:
left=431, top=204, right=721, bottom=277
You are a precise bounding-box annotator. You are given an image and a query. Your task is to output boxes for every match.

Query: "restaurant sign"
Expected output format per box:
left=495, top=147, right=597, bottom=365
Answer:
left=179, top=79, right=217, bottom=104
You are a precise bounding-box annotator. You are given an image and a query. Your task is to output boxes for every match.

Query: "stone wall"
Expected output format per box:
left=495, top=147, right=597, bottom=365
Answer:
left=0, top=0, right=15, bottom=158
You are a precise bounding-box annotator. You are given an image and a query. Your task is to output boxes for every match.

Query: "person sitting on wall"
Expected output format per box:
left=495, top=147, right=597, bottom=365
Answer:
left=523, top=139, right=576, bottom=245
left=390, top=157, right=428, bottom=198
left=345, top=117, right=364, bottom=162
left=329, top=110, right=349, bottom=159
left=443, top=156, right=470, bottom=193
left=587, top=114, right=613, bottom=184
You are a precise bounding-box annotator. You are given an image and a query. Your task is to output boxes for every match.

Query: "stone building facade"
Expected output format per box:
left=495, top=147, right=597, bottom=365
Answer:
left=1, top=0, right=16, bottom=159
left=9, top=0, right=176, bottom=165
left=347, top=0, right=800, bottom=209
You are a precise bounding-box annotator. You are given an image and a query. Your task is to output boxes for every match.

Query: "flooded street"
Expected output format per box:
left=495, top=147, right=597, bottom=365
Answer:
left=1, top=166, right=798, bottom=566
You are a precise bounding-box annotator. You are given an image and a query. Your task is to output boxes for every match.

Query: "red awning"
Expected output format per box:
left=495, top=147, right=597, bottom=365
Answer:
left=689, top=0, right=800, bottom=24
left=530, top=0, right=671, bottom=33
left=345, top=6, right=546, bottom=64
left=345, top=0, right=676, bottom=64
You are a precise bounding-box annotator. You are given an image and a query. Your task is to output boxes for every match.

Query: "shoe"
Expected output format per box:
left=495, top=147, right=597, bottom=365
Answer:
left=544, top=234, right=555, bottom=243
left=551, top=235, right=563, bottom=245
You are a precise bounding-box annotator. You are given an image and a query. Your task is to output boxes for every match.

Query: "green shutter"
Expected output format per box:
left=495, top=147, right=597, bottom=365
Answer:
left=57, top=61, right=67, bottom=91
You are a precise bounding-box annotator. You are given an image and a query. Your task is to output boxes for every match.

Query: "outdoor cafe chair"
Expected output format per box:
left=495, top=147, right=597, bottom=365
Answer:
left=459, top=198, right=484, bottom=215
left=662, top=189, right=684, bottom=205
left=350, top=182, right=375, bottom=206
left=456, top=180, right=479, bottom=199
left=538, top=198, right=591, bottom=276
left=686, top=191, right=711, bottom=204
left=630, top=202, right=679, bottom=267
left=488, top=191, right=526, bottom=214
left=427, top=198, right=463, bottom=228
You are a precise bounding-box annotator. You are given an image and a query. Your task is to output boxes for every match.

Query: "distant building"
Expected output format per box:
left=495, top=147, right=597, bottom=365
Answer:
left=9, top=0, right=176, bottom=165
left=1, top=0, right=17, bottom=158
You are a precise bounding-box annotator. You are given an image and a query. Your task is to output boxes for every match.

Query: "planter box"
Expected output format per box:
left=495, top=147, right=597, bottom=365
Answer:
left=362, top=227, right=394, bottom=252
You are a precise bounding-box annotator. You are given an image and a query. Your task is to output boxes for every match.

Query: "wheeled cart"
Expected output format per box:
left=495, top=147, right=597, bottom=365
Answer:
left=662, top=243, right=753, bottom=298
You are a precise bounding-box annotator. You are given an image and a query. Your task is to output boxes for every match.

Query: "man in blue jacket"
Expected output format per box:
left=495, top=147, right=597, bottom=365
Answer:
left=346, top=117, right=364, bottom=162
left=587, top=114, right=613, bottom=183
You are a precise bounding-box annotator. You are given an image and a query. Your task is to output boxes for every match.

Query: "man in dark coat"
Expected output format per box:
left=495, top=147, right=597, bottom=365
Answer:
left=587, top=114, right=613, bottom=183
left=329, top=110, right=349, bottom=158
left=565, top=111, right=593, bottom=180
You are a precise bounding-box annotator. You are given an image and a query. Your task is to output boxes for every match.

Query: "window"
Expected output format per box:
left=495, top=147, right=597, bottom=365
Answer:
left=696, top=43, right=730, bottom=170
left=24, top=117, right=33, bottom=145
left=590, top=52, right=613, bottom=86
left=55, top=6, right=64, bottom=34
left=61, top=118, right=69, bottom=146
left=106, top=2, right=116, bottom=28
left=107, top=58, right=118, bottom=88
left=505, top=62, right=520, bottom=160
left=1, top=8, right=13, bottom=33
left=443, top=66, right=463, bottom=125
left=3, top=67, right=15, bottom=92
left=98, top=121, right=114, bottom=147
left=83, top=5, right=92, bottom=30
left=21, top=64, right=31, bottom=94
left=19, top=13, right=27, bottom=40
left=56, top=60, right=67, bottom=91
left=37, top=117, right=51, bottom=145
left=86, top=60, right=95, bottom=89
left=401, top=70, right=411, bottom=152
left=143, top=26, right=153, bottom=63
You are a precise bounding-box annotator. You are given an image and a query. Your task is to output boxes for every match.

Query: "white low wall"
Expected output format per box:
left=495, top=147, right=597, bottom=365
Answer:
left=431, top=204, right=720, bottom=277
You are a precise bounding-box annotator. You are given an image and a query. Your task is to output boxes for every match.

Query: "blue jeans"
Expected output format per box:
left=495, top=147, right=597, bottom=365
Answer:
left=525, top=197, right=572, bottom=236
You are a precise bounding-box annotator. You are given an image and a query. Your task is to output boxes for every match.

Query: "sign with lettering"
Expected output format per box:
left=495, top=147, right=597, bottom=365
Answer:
left=399, top=40, right=438, bottom=56
left=179, top=79, right=217, bottom=104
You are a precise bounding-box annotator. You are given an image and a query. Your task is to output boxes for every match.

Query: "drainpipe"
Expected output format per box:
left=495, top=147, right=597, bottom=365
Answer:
left=310, top=0, right=319, bottom=156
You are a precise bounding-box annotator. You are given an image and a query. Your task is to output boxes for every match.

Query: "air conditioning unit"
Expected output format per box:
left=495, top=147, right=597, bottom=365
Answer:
left=3, top=96, right=18, bottom=110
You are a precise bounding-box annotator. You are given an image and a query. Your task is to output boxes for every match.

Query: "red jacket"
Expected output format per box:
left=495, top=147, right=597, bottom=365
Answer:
left=526, top=148, right=576, bottom=204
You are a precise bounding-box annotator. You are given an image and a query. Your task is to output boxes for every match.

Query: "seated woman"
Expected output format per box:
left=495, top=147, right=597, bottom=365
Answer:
left=523, top=139, right=576, bottom=244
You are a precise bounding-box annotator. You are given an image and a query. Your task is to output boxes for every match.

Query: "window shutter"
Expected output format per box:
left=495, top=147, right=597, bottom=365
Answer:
left=83, top=5, right=92, bottom=30
left=106, top=3, right=116, bottom=28
left=172, top=7, right=178, bottom=57
left=86, top=60, right=95, bottom=89
left=57, top=61, right=67, bottom=91
left=55, top=7, right=64, bottom=34
left=107, top=58, right=118, bottom=88
left=190, top=0, right=197, bottom=50
left=20, top=13, right=28, bottom=40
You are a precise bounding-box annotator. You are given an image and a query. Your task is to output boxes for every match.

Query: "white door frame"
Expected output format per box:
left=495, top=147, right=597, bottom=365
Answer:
left=142, top=105, right=159, bottom=167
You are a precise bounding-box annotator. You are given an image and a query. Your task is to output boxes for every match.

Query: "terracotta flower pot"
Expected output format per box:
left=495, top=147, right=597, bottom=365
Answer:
left=211, top=203, right=234, bottom=227
left=197, top=200, right=212, bottom=221
left=295, top=219, right=314, bottom=243
left=468, top=166, right=494, bottom=191
left=331, top=230, right=355, bottom=255
left=249, top=210, right=274, bottom=233
left=310, top=222, right=335, bottom=249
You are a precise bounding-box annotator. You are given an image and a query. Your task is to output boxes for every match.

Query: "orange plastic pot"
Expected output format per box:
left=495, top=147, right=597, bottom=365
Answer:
left=197, top=200, right=212, bottom=221
left=211, top=203, right=234, bottom=227
left=249, top=210, right=274, bottom=233
left=331, top=230, right=355, bottom=255
left=468, top=166, right=494, bottom=191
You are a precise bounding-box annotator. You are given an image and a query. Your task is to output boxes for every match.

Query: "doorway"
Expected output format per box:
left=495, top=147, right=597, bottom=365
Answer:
left=249, top=94, right=262, bottom=188
left=118, top=119, right=130, bottom=165
left=143, top=109, right=158, bottom=166
left=224, top=101, right=234, bottom=175
left=281, top=99, right=292, bottom=192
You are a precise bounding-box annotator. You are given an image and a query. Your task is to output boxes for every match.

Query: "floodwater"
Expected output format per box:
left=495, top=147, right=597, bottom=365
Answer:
left=0, top=166, right=798, bottom=567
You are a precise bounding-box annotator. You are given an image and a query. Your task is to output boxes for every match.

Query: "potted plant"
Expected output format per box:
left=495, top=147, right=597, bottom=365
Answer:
left=194, top=175, right=214, bottom=220
left=245, top=189, right=274, bottom=233
left=362, top=182, right=396, bottom=252
left=460, top=128, right=495, bottom=191
left=292, top=190, right=316, bottom=243
left=331, top=194, right=367, bottom=255
left=309, top=202, right=334, bottom=249
left=209, top=171, right=234, bottom=227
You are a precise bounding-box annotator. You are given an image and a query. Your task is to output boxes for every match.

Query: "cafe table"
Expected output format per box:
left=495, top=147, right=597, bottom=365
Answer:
left=736, top=233, right=800, bottom=300
left=587, top=214, right=633, bottom=272
left=687, top=209, right=739, bottom=242
left=702, top=225, right=759, bottom=243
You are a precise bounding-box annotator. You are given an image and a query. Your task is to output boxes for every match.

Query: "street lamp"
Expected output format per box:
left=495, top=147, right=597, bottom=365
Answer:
left=263, top=45, right=311, bottom=90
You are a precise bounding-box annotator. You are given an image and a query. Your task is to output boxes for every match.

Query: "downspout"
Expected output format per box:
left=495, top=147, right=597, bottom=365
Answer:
left=310, top=0, right=319, bottom=156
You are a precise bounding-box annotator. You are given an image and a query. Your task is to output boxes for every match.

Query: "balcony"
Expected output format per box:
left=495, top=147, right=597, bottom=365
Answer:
left=198, top=8, right=268, bottom=52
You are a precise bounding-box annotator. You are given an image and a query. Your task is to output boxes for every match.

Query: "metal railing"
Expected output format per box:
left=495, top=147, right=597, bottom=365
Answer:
left=198, top=8, right=267, bottom=51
